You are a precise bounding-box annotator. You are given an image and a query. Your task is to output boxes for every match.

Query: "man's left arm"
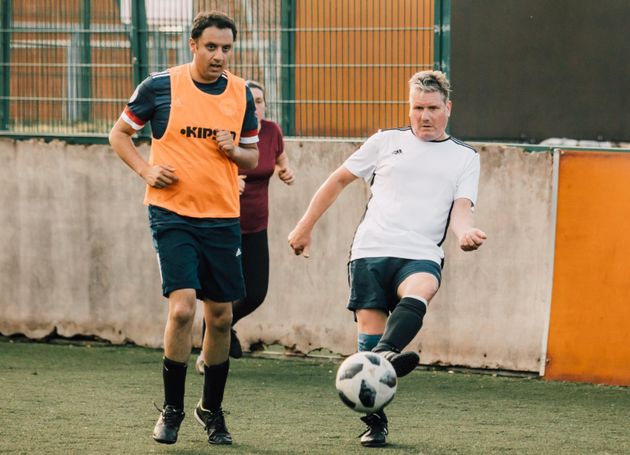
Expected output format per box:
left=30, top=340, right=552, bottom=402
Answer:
left=219, top=84, right=259, bottom=169
left=215, top=130, right=258, bottom=169
left=449, top=198, right=487, bottom=251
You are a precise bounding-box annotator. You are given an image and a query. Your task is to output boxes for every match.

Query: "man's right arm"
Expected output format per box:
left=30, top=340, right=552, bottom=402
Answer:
left=288, top=166, right=358, bottom=257
left=109, top=117, right=178, bottom=188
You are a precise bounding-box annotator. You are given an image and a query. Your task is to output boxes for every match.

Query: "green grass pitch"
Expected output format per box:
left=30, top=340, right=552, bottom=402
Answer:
left=1, top=337, right=628, bottom=454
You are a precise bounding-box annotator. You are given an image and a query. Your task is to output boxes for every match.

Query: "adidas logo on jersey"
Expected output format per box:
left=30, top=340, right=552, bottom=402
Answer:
left=179, top=126, right=236, bottom=140
left=392, top=148, right=403, bottom=155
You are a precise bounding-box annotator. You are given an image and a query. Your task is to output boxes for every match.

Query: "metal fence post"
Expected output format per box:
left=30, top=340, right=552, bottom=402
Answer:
left=434, top=0, right=451, bottom=134
left=80, top=0, right=92, bottom=123
left=130, top=0, right=149, bottom=139
left=433, top=0, right=451, bottom=76
left=0, top=0, right=11, bottom=130
left=131, top=0, right=148, bottom=88
left=280, top=0, right=295, bottom=136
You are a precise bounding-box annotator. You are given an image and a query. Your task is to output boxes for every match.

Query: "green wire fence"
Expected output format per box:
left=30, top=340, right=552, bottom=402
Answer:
left=0, top=0, right=447, bottom=142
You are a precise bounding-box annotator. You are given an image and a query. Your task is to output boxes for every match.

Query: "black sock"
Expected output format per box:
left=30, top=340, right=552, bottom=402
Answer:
left=202, top=359, right=230, bottom=412
left=163, top=357, right=187, bottom=409
left=373, top=296, right=427, bottom=352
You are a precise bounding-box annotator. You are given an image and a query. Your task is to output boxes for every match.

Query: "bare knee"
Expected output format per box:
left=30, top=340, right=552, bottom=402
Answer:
left=168, top=291, right=196, bottom=327
left=205, top=303, right=233, bottom=333
left=407, top=281, right=438, bottom=301
left=356, top=309, right=387, bottom=334
left=397, top=273, right=439, bottom=302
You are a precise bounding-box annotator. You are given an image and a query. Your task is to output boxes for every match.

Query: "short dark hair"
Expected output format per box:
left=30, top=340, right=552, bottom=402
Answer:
left=191, top=11, right=237, bottom=40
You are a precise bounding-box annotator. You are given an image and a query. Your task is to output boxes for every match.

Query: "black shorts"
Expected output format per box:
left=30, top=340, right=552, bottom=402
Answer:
left=347, top=257, right=442, bottom=313
left=148, top=205, right=245, bottom=302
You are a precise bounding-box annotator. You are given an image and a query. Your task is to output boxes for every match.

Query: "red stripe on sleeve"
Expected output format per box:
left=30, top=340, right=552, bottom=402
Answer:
left=124, top=107, right=146, bottom=127
left=241, top=128, right=258, bottom=138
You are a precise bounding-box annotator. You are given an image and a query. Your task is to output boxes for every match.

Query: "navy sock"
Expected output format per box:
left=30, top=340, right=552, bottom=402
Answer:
left=202, top=359, right=230, bottom=411
left=357, top=333, right=382, bottom=352
left=163, top=357, right=187, bottom=409
left=374, top=296, right=427, bottom=352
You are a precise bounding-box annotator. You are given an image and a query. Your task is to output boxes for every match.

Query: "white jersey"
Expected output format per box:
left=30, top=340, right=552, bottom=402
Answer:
left=343, top=127, right=480, bottom=264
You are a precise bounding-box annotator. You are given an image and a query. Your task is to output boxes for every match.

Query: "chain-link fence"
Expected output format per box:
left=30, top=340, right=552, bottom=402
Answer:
left=0, top=0, right=446, bottom=142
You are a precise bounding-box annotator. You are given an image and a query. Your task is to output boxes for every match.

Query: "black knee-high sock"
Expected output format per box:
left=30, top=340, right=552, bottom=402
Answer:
left=202, top=359, right=230, bottom=412
left=373, top=297, right=427, bottom=352
left=163, top=357, right=187, bottom=409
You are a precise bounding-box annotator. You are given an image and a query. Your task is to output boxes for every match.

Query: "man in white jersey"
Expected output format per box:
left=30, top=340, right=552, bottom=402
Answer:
left=288, top=70, right=486, bottom=447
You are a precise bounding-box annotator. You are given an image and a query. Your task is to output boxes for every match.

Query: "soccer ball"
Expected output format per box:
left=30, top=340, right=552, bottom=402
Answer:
left=335, top=352, right=397, bottom=413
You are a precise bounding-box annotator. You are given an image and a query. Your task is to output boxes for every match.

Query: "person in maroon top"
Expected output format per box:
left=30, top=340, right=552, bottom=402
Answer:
left=197, top=80, right=294, bottom=371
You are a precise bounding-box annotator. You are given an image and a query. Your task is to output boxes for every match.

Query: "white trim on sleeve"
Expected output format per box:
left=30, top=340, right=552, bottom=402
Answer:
left=121, top=111, right=144, bottom=131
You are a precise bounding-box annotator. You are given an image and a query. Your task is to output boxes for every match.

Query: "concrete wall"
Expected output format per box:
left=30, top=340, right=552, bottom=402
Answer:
left=0, top=139, right=167, bottom=346
left=256, top=142, right=554, bottom=373
left=0, top=138, right=555, bottom=373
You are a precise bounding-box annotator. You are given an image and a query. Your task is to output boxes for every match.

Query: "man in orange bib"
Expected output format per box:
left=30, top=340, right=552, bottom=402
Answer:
left=109, top=11, right=259, bottom=446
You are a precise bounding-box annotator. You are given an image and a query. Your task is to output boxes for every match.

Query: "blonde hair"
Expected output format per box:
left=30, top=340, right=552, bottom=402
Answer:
left=408, top=70, right=451, bottom=102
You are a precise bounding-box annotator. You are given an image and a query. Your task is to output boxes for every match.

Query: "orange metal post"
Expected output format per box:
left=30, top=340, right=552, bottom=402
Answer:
left=546, top=150, right=630, bottom=386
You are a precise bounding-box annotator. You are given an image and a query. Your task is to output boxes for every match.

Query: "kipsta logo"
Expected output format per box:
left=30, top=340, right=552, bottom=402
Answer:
left=179, top=126, right=236, bottom=140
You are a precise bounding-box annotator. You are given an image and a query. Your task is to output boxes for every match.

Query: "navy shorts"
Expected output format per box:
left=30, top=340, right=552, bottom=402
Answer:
left=347, top=257, right=442, bottom=314
left=148, top=205, right=245, bottom=302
